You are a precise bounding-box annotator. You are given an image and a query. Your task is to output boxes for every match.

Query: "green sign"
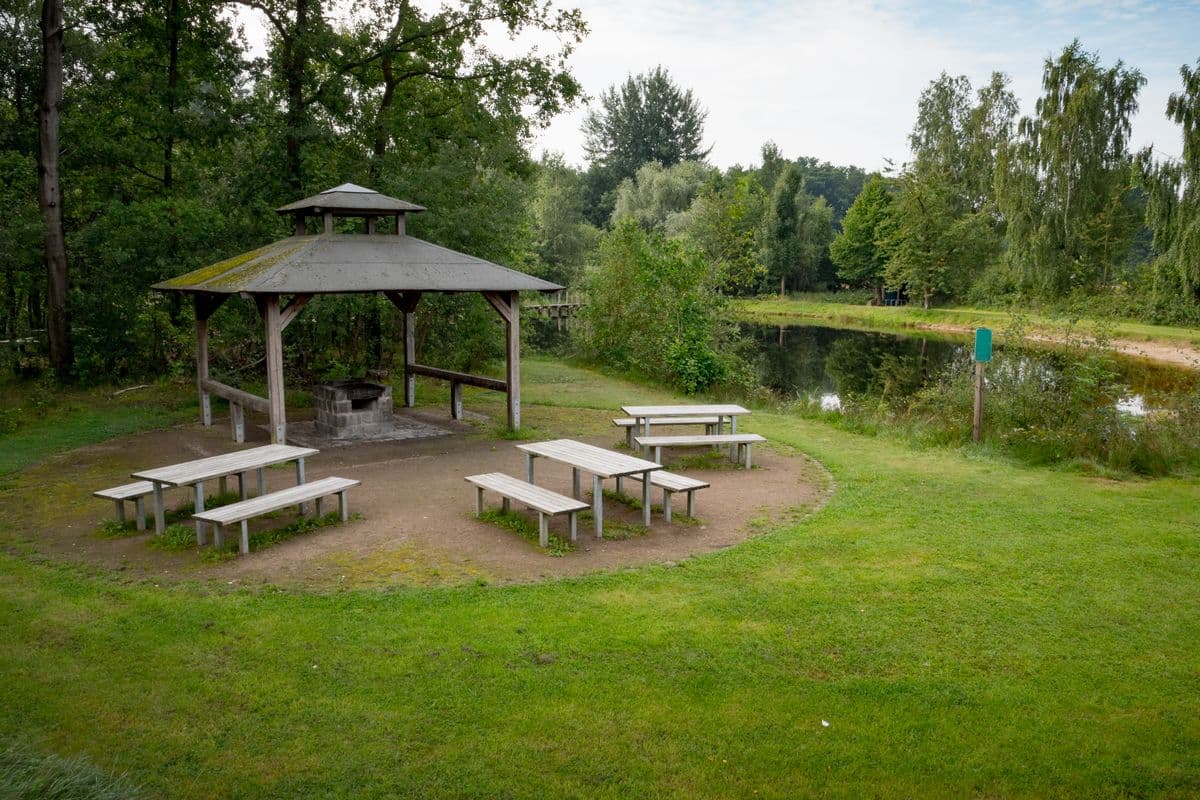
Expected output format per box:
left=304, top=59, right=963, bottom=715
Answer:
left=974, top=328, right=993, bottom=362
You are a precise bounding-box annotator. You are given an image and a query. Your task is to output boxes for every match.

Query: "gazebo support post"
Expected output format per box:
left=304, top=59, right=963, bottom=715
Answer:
left=385, top=291, right=422, bottom=408
left=194, top=293, right=227, bottom=429
left=258, top=295, right=287, bottom=444
left=484, top=291, right=521, bottom=430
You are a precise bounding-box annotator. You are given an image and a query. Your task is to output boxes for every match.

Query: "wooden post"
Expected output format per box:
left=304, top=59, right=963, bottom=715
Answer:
left=366, top=217, right=376, bottom=234
left=260, top=295, right=287, bottom=444
left=395, top=214, right=405, bottom=236
left=484, top=291, right=521, bottom=430
left=973, top=362, right=985, bottom=444
left=194, top=293, right=226, bottom=429
left=323, top=212, right=333, bottom=234
left=450, top=381, right=463, bottom=420
left=506, top=292, right=520, bottom=430
left=385, top=291, right=422, bottom=408
left=196, top=313, right=211, bottom=427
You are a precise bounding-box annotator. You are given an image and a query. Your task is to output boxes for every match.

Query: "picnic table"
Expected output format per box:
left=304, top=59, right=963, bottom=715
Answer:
left=516, top=439, right=661, bottom=537
left=621, top=404, right=751, bottom=457
left=133, top=444, right=318, bottom=541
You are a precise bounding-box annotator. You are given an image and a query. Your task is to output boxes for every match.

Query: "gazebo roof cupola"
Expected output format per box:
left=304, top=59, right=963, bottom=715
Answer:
left=276, top=183, right=427, bottom=236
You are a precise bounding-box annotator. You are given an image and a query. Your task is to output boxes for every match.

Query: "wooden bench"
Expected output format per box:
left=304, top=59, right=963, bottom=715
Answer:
left=193, top=476, right=359, bottom=555
left=93, top=481, right=155, bottom=531
left=466, top=472, right=589, bottom=547
left=617, top=470, right=709, bottom=522
left=612, top=416, right=720, bottom=448
left=633, top=433, right=766, bottom=469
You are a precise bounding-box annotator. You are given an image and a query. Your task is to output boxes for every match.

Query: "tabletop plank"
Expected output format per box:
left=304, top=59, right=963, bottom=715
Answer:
left=621, top=404, right=749, bottom=417
left=516, top=439, right=660, bottom=477
left=133, top=444, right=319, bottom=486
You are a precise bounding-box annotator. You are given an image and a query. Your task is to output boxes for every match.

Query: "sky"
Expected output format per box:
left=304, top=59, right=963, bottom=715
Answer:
left=232, top=0, right=1200, bottom=174
left=528, top=0, right=1200, bottom=172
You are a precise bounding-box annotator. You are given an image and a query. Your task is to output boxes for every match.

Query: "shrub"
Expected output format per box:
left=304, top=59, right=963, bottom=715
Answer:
left=577, top=219, right=743, bottom=394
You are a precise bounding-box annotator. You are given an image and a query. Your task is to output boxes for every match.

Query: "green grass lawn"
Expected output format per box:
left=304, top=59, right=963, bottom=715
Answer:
left=735, top=296, right=1200, bottom=348
left=1, top=359, right=1198, bottom=798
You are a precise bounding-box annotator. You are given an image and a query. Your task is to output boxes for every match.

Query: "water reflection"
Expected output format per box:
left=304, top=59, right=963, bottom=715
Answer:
left=747, top=323, right=1194, bottom=418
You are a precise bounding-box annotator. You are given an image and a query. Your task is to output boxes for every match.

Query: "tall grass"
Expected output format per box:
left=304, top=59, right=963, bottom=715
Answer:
left=0, top=743, right=144, bottom=800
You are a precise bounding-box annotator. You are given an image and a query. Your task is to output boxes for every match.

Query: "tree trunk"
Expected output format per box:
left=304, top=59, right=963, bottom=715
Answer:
left=37, top=0, right=71, bottom=378
left=923, top=287, right=932, bottom=310
left=163, top=0, right=179, bottom=190
left=369, top=53, right=397, bottom=184
left=779, top=275, right=785, bottom=297
left=284, top=0, right=309, bottom=193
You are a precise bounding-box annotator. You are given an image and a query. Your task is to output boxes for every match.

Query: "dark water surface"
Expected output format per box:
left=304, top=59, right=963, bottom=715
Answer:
left=746, top=322, right=1198, bottom=416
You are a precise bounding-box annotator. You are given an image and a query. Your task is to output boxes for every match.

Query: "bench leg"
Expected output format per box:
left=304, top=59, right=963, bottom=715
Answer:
left=744, top=443, right=753, bottom=470
left=296, top=458, right=308, bottom=514
left=231, top=402, right=245, bottom=443
left=338, top=491, right=349, bottom=522
left=153, top=483, right=165, bottom=535
left=114, top=499, right=126, bottom=525
left=474, top=487, right=484, bottom=515
left=214, top=523, right=224, bottom=549
left=135, top=497, right=146, bottom=532
left=502, top=497, right=510, bottom=514
left=730, top=416, right=739, bottom=460
left=316, top=497, right=324, bottom=517
left=194, top=482, right=206, bottom=545
left=653, top=446, right=662, bottom=466
left=593, top=475, right=603, bottom=538
left=641, top=417, right=651, bottom=458
left=240, top=520, right=249, bottom=555
left=573, top=468, right=581, bottom=500
left=663, top=489, right=672, bottom=523
left=239, top=472, right=248, bottom=500
left=569, top=511, right=577, bottom=542
left=219, top=476, right=228, bottom=496
left=257, top=467, right=265, bottom=496
left=538, top=512, right=548, bottom=548
left=626, top=427, right=634, bottom=449
left=641, top=470, right=652, bottom=527
left=614, top=476, right=623, bottom=495
left=525, top=452, right=534, bottom=483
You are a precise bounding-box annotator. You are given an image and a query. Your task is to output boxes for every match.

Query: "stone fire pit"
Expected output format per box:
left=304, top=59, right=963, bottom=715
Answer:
left=313, top=380, right=393, bottom=439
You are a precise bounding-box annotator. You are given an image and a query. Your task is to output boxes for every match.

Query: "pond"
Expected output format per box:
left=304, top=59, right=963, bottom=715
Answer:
left=746, top=322, right=1198, bottom=417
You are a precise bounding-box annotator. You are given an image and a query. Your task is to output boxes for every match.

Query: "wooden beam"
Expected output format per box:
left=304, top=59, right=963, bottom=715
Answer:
left=406, top=363, right=507, bottom=392
left=257, top=295, right=287, bottom=443
left=483, top=291, right=513, bottom=323
left=200, top=378, right=270, bottom=414
left=279, top=293, right=312, bottom=331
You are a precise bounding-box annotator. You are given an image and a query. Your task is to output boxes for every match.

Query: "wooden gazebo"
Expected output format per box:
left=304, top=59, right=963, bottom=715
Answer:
left=155, top=184, right=560, bottom=443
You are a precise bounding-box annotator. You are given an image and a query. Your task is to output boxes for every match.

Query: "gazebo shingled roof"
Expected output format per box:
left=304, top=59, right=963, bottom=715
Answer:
left=154, top=184, right=558, bottom=442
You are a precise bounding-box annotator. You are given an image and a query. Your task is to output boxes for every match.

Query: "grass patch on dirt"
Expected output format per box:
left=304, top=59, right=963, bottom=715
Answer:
left=476, top=508, right=574, bottom=556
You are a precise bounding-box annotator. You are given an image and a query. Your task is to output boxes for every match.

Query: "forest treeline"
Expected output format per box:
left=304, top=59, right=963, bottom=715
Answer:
left=548, top=44, right=1200, bottom=324
left=2, top=1, right=1198, bottom=389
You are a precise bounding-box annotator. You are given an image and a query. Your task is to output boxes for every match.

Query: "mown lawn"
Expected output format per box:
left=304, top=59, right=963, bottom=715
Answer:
left=735, top=296, right=1200, bottom=348
left=1, top=359, right=1198, bottom=798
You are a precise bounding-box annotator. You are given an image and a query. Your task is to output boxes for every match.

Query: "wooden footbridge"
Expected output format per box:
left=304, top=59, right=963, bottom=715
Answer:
left=524, top=291, right=585, bottom=328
